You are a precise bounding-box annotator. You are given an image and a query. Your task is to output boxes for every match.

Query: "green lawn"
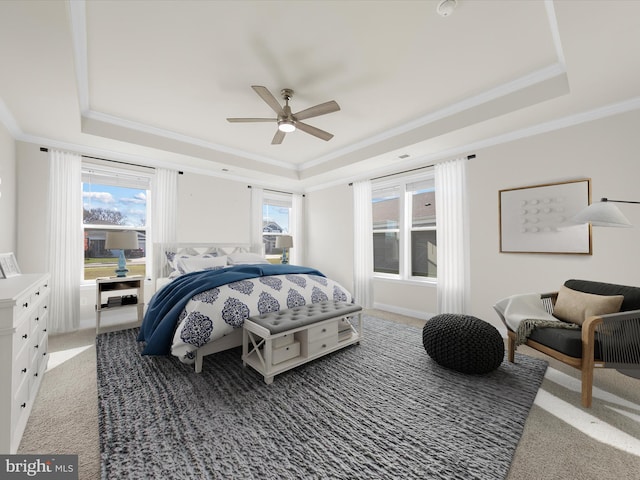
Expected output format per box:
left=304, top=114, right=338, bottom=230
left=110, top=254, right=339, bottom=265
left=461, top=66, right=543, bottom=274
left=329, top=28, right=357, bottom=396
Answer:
left=84, top=258, right=145, bottom=280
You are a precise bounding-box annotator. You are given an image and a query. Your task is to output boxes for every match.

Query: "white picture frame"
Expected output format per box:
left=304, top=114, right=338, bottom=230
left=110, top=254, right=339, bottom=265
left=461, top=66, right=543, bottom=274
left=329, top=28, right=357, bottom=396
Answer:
left=499, top=179, right=592, bottom=255
left=0, top=252, right=21, bottom=278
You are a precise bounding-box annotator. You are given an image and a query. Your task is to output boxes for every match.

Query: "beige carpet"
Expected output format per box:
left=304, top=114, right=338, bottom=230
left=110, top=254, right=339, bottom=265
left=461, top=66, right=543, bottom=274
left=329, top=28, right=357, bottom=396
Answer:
left=18, top=310, right=640, bottom=480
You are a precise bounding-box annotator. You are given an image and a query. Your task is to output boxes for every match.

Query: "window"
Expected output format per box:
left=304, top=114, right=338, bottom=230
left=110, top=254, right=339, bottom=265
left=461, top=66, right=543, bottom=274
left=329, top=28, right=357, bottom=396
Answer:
left=82, top=163, right=151, bottom=281
left=262, top=191, right=291, bottom=257
left=372, top=172, right=436, bottom=280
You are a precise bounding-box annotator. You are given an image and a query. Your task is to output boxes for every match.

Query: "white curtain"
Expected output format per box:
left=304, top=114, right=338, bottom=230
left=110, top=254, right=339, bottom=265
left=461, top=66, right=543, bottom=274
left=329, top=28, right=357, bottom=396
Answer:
left=352, top=180, right=373, bottom=308
left=151, top=168, right=178, bottom=244
left=47, top=149, right=82, bottom=333
left=290, top=193, right=304, bottom=265
left=435, top=158, right=470, bottom=314
left=250, top=186, right=264, bottom=253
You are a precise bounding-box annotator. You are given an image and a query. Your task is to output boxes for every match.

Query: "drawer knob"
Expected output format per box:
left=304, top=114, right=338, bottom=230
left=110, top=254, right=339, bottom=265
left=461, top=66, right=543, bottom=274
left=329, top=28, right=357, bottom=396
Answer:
left=34, top=344, right=39, bottom=349
left=21, top=403, right=26, bottom=409
left=34, top=372, right=38, bottom=377
left=22, top=334, right=28, bottom=339
left=322, top=328, right=327, bottom=333
left=35, top=317, right=40, bottom=322
left=23, top=302, right=28, bottom=308
left=322, top=344, right=327, bottom=348
left=36, top=291, right=40, bottom=296
left=21, top=368, right=27, bottom=373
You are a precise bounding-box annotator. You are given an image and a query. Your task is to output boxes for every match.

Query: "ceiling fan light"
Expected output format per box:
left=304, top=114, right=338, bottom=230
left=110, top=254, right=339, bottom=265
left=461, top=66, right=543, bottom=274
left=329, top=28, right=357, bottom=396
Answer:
left=278, top=120, right=296, bottom=133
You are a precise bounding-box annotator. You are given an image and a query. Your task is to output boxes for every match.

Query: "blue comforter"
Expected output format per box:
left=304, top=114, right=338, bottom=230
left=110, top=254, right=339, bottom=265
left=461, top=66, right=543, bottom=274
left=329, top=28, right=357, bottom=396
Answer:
left=138, top=264, right=324, bottom=355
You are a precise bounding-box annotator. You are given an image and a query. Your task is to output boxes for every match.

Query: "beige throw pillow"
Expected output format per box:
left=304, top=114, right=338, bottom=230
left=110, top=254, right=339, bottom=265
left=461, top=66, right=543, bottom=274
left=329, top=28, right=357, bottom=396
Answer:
left=553, top=285, right=624, bottom=326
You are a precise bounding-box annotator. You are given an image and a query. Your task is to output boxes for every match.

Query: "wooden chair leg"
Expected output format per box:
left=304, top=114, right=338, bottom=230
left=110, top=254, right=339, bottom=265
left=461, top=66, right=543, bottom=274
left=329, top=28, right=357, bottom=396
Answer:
left=507, top=332, right=516, bottom=363
left=581, top=318, right=599, bottom=408
left=581, top=365, right=594, bottom=408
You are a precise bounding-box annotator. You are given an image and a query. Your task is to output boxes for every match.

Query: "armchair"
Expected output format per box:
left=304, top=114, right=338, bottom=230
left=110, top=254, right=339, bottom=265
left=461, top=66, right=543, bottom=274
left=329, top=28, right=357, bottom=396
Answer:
left=494, top=279, right=640, bottom=408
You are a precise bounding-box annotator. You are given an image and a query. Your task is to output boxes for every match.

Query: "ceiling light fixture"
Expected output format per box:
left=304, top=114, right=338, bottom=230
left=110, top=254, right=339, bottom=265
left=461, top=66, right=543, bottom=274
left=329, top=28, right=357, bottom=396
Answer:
left=277, top=120, right=296, bottom=133
left=437, top=0, right=457, bottom=17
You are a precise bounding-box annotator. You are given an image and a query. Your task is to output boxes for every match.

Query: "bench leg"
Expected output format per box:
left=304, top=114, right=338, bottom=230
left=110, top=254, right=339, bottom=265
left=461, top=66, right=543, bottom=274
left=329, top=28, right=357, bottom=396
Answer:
left=242, top=328, right=248, bottom=367
left=195, top=353, right=203, bottom=373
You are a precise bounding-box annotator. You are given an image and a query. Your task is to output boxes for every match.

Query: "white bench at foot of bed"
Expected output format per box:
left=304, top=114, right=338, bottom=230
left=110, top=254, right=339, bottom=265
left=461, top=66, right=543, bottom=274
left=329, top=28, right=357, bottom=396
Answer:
left=242, top=301, right=363, bottom=384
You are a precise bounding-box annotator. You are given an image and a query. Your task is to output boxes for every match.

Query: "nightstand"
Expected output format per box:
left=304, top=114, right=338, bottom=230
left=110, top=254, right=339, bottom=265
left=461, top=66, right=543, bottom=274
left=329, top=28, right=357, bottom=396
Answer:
left=95, top=276, right=144, bottom=334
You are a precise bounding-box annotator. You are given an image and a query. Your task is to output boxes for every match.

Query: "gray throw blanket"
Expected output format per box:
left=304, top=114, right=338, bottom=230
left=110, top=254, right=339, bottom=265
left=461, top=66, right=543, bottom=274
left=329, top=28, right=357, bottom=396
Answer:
left=514, top=318, right=579, bottom=347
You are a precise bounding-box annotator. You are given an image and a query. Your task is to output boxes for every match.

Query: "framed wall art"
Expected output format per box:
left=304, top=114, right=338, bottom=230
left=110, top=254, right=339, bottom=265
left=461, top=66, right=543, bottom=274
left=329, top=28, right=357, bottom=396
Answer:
left=499, top=178, right=592, bottom=254
left=0, top=252, right=21, bottom=278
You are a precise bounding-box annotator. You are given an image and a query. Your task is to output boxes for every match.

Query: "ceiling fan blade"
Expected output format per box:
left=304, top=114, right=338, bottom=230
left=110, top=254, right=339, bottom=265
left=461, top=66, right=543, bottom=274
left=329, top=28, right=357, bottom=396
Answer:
left=252, top=85, right=284, bottom=115
left=271, top=129, right=286, bottom=145
left=227, top=118, right=275, bottom=123
left=293, top=100, right=340, bottom=121
left=295, top=121, right=334, bottom=141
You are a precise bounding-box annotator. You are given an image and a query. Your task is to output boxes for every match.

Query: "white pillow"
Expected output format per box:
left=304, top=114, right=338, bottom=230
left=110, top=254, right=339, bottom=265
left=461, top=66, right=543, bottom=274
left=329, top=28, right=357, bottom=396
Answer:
left=177, top=255, right=228, bottom=273
left=227, top=252, right=269, bottom=265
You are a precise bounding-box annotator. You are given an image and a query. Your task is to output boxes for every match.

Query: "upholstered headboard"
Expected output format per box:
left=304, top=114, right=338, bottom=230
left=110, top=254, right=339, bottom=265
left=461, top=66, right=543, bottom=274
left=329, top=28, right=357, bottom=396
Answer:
left=152, top=242, right=263, bottom=287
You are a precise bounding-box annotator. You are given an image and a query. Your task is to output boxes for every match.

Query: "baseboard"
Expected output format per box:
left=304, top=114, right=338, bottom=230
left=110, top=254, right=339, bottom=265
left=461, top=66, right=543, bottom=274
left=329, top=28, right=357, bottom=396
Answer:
left=372, top=302, right=434, bottom=321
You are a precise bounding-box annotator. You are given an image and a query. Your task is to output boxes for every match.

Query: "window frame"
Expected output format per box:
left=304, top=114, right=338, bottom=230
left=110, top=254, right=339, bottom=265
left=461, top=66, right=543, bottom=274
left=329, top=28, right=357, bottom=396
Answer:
left=372, top=170, right=437, bottom=284
left=262, top=191, right=292, bottom=259
left=81, top=161, right=152, bottom=284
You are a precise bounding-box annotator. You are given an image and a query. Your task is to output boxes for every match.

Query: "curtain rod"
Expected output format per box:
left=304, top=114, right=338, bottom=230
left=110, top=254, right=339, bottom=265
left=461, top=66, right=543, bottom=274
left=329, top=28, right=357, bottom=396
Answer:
left=40, top=147, right=184, bottom=174
left=348, top=154, right=476, bottom=186
left=247, top=185, right=305, bottom=197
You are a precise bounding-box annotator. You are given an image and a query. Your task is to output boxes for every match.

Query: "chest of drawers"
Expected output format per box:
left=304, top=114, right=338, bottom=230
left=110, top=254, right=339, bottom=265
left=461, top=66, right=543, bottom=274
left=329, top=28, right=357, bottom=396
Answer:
left=0, top=273, right=50, bottom=454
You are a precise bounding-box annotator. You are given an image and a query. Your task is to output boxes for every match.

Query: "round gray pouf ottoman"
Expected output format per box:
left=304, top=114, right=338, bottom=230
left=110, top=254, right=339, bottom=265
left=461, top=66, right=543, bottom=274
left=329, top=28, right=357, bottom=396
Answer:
left=422, top=314, right=504, bottom=374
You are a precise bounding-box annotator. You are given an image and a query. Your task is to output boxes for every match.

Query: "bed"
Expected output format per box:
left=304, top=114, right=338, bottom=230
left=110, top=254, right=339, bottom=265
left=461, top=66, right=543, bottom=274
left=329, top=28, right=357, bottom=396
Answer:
left=139, top=242, right=354, bottom=371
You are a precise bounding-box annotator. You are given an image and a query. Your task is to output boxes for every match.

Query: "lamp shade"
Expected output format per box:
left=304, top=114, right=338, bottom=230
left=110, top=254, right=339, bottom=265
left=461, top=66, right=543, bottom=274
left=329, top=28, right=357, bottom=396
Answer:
left=275, top=235, right=293, bottom=249
left=105, top=231, right=139, bottom=250
left=571, top=201, right=632, bottom=227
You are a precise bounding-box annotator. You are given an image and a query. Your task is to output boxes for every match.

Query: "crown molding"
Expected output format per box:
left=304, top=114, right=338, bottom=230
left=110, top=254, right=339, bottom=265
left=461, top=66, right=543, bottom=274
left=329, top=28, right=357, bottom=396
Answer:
left=305, top=96, right=640, bottom=193
left=300, top=63, right=566, bottom=171
left=82, top=110, right=296, bottom=171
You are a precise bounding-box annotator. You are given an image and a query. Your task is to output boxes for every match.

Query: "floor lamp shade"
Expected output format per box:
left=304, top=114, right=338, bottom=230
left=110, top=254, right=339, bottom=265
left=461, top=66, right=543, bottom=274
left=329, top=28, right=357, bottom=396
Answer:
left=572, top=199, right=633, bottom=227
left=105, top=231, right=139, bottom=277
left=275, top=235, right=293, bottom=264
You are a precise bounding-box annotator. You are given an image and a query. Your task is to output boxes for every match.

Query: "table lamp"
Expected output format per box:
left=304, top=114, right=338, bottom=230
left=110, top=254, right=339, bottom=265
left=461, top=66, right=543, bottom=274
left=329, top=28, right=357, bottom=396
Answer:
left=105, top=231, right=138, bottom=277
left=275, top=235, right=293, bottom=264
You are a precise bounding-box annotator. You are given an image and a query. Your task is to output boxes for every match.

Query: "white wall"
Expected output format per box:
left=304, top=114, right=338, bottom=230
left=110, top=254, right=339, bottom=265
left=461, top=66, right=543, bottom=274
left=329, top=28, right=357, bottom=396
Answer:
left=14, top=142, right=255, bottom=327
left=305, top=181, right=438, bottom=320
left=13, top=108, right=640, bottom=332
left=177, top=173, right=251, bottom=242
left=307, top=108, right=640, bottom=332
left=305, top=184, right=354, bottom=292
left=15, top=142, right=48, bottom=273
left=469, top=109, right=640, bottom=331
left=0, top=123, right=16, bottom=253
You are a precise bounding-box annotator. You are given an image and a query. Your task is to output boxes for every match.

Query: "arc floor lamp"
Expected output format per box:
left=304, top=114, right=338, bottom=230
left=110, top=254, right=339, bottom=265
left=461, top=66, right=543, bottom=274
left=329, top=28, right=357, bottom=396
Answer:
left=572, top=197, right=640, bottom=227
left=572, top=197, right=640, bottom=379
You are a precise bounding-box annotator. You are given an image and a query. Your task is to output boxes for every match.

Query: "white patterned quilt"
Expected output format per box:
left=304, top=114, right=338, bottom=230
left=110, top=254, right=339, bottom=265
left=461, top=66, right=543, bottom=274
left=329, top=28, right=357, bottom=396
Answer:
left=170, top=273, right=352, bottom=363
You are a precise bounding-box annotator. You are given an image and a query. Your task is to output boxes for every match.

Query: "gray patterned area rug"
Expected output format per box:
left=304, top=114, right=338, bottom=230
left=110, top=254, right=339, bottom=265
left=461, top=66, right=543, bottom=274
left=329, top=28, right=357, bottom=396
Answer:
left=96, top=316, right=548, bottom=480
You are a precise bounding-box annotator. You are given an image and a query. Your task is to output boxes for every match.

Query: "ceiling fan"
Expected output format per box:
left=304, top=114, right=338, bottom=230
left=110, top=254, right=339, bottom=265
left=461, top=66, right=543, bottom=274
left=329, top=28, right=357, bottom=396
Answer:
left=227, top=86, right=340, bottom=145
